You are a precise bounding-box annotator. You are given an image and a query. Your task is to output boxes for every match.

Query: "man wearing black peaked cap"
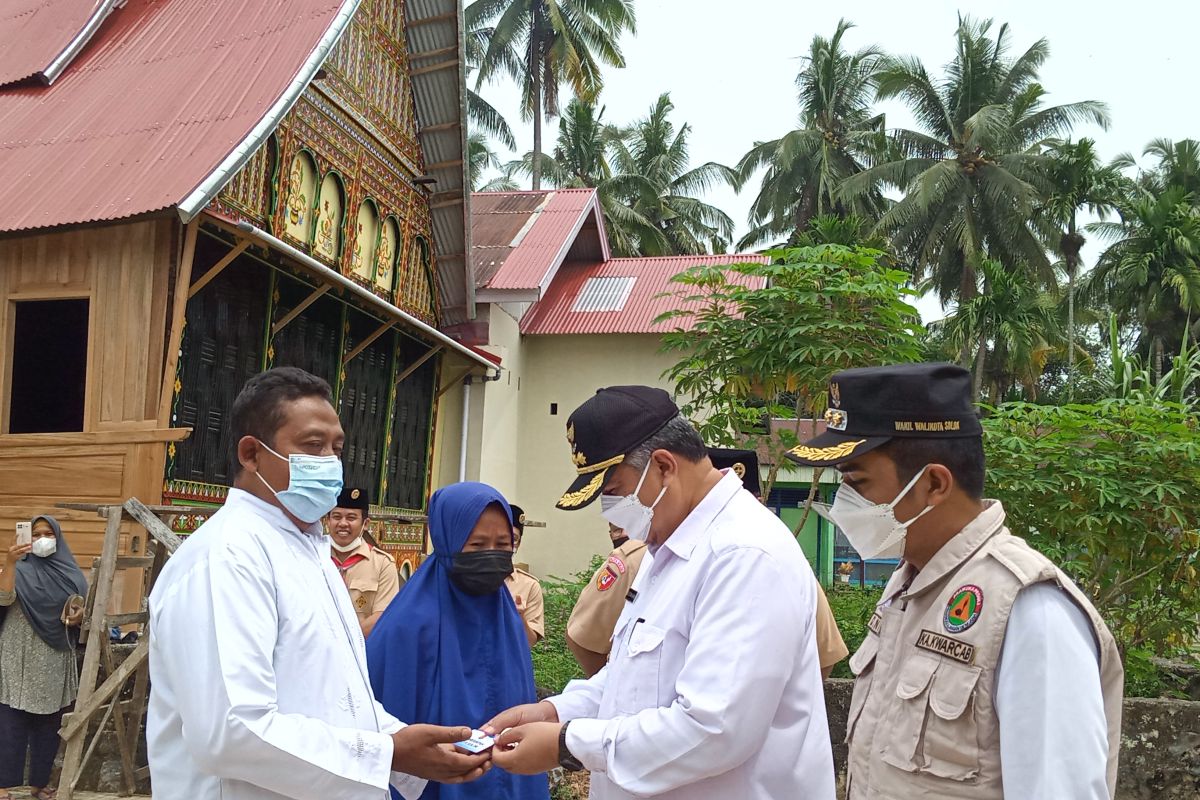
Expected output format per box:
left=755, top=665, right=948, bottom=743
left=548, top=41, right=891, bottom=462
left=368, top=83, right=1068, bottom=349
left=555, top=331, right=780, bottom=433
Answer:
left=482, top=386, right=836, bottom=799
left=786, top=363, right=1124, bottom=800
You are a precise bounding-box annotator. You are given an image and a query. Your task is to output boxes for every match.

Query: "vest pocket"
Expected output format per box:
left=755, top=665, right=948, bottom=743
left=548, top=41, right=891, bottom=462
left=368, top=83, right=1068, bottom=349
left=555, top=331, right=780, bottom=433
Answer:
left=882, top=654, right=981, bottom=781
left=846, top=635, right=879, bottom=744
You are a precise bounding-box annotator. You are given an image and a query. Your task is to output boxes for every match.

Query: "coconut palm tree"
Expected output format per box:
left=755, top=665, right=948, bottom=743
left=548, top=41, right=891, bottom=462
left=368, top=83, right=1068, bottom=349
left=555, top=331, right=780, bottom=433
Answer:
left=468, top=132, right=520, bottom=191
left=608, top=93, right=738, bottom=255
left=734, top=19, right=887, bottom=249
left=466, top=0, right=636, bottom=190
left=464, top=23, right=518, bottom=150
left=504, top=98, right=665, bottom=255
left=840, top=16, right=1109, bottom=304
left=935, top=259, right=1062, bottom=400
left=1085, top=186, right=1200, bottom=377
left=1038, top=138, right=1124, bottom=390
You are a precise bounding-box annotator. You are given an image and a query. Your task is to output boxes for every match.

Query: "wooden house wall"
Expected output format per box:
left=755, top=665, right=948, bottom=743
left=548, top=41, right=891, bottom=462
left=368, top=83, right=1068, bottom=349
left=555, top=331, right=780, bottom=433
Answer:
left=0, top=219, right=183, bottom=610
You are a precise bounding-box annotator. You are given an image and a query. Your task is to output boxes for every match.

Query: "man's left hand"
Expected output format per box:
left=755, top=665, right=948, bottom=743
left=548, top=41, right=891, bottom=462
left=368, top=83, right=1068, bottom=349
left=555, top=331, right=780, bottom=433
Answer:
left=490, top=722, right=562, bottom=775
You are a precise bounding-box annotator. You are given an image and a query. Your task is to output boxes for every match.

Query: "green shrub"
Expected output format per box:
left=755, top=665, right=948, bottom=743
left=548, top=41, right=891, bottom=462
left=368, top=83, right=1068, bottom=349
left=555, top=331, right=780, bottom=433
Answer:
left=532, top=556, right=603, bottom=694
left=827, top=584, right=883, bottom=678
left=984, top=399, right=1200, bottom=658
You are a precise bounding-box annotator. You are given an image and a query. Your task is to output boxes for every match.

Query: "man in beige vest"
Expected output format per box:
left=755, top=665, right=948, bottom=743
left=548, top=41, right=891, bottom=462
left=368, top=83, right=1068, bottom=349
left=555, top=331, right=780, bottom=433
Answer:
left=504, top=504, right=545, bottom=648
left=789, top=363, right=1123, bottom=800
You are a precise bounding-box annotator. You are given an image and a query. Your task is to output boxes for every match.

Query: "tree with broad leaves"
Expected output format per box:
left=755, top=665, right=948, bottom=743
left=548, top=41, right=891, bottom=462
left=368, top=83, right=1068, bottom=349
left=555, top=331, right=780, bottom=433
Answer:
left=657, top=244, right=923, bottom=502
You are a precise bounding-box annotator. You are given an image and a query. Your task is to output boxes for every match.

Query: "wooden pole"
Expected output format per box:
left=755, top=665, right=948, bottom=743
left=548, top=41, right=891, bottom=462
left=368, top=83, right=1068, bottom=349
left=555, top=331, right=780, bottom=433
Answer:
left=395, top=345, right=442, bottom=385
left=188, top=238, right=250, bottom=299
left=271, top=283, right=332, bottom=335
left=158, top=220, right=198, bottom=422
left=58, top=505, right=124, bottom=799
left=342, top=321, right=394, bottom=365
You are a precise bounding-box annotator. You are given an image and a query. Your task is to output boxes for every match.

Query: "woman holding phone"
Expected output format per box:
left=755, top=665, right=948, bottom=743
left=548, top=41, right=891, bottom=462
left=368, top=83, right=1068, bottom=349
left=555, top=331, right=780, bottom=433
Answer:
left=366, top=483, right=550, bottom=800
left=0, top=515, right=88, bottom=800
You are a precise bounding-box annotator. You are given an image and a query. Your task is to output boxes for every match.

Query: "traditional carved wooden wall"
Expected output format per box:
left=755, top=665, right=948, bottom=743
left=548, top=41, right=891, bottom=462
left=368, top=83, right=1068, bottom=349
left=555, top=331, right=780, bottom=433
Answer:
left=179, top=2, right=443, bottom=568
left=213, top=0, right=439, bottom=326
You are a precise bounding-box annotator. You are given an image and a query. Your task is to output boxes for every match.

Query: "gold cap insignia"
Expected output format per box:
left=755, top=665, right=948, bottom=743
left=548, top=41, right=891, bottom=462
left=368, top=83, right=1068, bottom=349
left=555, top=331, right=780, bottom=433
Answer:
left=788, top=438, right=865, bottom=462
left=572, top=450, right=587, bottom=467
left=518, top=513, right=527, bottom=525
left=824, top=408, right=848, bottom=431
left=566, top=422, right=575, bottom=445
left=732, top=462, right=746, bottom=479
left=830, top=382, right=842, bottom=408
left=350, top=489, right=361, bottom=500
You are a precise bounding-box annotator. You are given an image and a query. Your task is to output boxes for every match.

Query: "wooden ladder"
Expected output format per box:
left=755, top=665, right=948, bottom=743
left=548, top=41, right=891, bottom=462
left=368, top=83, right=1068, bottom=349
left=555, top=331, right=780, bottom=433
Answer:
left=55, top=498, right=206, bottom=799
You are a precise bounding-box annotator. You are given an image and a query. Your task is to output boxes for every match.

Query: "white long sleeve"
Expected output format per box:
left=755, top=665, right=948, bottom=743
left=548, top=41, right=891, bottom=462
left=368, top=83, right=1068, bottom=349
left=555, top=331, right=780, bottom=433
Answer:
left=148, top=490, right=427, bottom=800
left=996, top=582, right=1109, bottom=800
left=546, top=472, right=835, bottom=800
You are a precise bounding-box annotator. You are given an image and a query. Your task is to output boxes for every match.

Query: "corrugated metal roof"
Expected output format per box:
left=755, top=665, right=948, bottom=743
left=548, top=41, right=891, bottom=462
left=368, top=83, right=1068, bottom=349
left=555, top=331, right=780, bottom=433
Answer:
left=404, top=0, right=473, bottom=325
left=471, top=188, right=609, bottom=295
left=520, top=253, right=770, bottom=335
left=0, top=0, right=348, bottom=233
left=0, top=0, right=114, bottom=87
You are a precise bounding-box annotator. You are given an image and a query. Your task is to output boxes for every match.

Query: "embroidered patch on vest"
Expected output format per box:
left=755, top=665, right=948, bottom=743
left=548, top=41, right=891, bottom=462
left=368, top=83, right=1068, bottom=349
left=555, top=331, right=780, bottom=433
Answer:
left=944, top=584, right=984, bottom=633
left=597, top=567, right=618, bottom=592
left=916, top=629, right=976, bottom=665
left=867, top=611, right=882, bottom=635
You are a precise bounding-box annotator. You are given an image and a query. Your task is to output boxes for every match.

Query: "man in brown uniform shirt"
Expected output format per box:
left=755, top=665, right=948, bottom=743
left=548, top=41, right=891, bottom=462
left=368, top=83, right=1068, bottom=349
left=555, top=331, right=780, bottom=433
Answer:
left=504, top=504, right=545, bottom=648
left=567, top=450, right=849, bottom=678
left=327, top=486, right=401, bottom=638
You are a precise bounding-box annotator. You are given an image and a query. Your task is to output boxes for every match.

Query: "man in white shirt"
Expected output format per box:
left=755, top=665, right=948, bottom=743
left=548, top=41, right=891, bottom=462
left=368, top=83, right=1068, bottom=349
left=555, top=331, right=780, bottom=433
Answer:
left=148, top=367, right=490, bottom=800
left=483, top=386, right=835, bottom=799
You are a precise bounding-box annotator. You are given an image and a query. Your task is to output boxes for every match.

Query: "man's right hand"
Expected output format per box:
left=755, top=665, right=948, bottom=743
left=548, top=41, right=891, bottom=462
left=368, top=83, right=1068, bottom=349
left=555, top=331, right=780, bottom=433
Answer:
left=390, top=724, right=491, bottom=783
left=480, top=700, right=559, bottom=737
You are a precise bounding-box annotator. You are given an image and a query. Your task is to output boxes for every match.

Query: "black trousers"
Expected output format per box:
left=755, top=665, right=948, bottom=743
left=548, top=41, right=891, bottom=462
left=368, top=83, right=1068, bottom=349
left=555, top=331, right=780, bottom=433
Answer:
left=0, top=702, right=64, bottom=789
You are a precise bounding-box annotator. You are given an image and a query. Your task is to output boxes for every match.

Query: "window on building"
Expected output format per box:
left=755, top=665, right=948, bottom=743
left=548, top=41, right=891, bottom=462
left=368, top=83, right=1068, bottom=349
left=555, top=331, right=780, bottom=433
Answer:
left=9, top=299, right=89, bottom=433
left=571, top=276, right=636, bottom=312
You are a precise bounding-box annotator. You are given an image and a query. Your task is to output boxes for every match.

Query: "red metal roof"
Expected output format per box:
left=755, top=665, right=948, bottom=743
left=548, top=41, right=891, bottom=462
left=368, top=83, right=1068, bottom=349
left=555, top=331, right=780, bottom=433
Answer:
left=472, top=189, right=608, bottom=292
left=0, top=0, right=347, bottom=233
left=0, top=0, right=106, bottom=86
left=520, top=253, right=770, bottom=335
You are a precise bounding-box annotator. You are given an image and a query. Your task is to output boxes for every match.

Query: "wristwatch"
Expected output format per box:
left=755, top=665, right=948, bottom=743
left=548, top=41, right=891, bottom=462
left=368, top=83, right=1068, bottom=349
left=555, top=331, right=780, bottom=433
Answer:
left=557, top=722, right=584, bottom=772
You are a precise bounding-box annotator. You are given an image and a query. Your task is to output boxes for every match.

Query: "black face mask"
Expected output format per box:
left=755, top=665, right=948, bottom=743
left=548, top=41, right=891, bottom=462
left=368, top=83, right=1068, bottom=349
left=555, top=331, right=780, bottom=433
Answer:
left=449, top=550, right=513, bottom=596
left=610, top=536, right=630, bottom=549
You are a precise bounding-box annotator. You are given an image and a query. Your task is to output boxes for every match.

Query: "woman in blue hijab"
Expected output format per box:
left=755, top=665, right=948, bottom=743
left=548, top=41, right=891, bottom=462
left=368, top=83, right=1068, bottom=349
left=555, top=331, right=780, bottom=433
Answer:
left=367, top=482, right=550, bottom=800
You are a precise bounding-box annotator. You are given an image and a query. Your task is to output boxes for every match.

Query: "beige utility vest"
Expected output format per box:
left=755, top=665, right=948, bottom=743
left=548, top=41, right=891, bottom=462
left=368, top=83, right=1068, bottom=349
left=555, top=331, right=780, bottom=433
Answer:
left=846, top=501, right=1124, bottom=799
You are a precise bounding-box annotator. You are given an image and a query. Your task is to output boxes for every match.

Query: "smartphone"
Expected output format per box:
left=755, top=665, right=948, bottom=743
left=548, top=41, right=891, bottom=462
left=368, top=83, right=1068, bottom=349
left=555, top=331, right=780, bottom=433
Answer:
left=454, top=730, right=496, bottom=755
left=15, top=522, right=31, bottom=547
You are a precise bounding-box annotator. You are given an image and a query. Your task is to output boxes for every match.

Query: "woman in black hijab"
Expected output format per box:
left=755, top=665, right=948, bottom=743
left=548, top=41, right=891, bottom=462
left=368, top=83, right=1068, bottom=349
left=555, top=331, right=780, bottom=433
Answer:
left=0, top=515, right=88, bottom=800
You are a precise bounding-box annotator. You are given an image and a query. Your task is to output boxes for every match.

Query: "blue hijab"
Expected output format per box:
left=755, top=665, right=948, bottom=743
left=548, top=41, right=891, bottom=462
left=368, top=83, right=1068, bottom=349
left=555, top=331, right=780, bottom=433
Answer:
left=366, top=482, right=549, bottom=800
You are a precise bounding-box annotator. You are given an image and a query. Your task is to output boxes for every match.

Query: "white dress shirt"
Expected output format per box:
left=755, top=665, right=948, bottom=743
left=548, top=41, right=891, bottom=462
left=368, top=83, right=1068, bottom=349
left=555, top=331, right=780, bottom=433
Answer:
left=549, top=470, right=836, bottom=799
left=996, top=582, right=1109, bottom=799
left=148, top=489, right=425, bottom=800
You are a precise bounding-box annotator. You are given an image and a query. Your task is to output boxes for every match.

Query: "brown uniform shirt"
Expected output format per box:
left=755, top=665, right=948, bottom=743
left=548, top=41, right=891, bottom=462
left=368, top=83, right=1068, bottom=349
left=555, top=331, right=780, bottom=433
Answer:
left=505, top=566, right=545, bottom=644
left=332, top=540, right=401, bottom=623
left=567, top=540, right=650, bottom=654
left=568, top=539, right=848, bottom=672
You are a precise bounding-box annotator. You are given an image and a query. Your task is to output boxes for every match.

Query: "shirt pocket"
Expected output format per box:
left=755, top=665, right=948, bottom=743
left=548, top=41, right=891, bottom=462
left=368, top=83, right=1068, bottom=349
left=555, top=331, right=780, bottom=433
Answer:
left=846, top=634, right=879, bottom=745
left=882, top=654, right=982, bottom=781
left=347, top=577, right=378, bottom=616
left=614, top=621, right=667, bottom=715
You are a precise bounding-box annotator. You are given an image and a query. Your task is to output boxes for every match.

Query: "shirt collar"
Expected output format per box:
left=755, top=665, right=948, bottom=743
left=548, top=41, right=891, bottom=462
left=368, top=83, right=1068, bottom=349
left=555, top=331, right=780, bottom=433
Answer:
left=225, top=488, right=324, bottom=540
left=903, top=499, right=1007, bottom=599
left=655, top=469, right=743, bottom=561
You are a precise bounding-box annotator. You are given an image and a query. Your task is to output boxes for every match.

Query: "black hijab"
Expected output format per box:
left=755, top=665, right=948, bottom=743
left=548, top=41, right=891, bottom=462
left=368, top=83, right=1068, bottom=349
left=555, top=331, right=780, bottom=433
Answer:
left=0, top=515, right=89, bottom=651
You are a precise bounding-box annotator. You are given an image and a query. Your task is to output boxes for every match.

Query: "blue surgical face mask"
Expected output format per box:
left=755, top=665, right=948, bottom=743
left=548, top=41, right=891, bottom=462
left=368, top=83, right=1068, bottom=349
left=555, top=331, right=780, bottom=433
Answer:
left=255, top=440, right=344, bottom=524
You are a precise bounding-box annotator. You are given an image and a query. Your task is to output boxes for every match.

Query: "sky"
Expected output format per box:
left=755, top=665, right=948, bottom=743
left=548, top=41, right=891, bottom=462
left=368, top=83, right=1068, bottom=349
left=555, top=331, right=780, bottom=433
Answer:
left=473, top=0, right=1200, bottom=321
